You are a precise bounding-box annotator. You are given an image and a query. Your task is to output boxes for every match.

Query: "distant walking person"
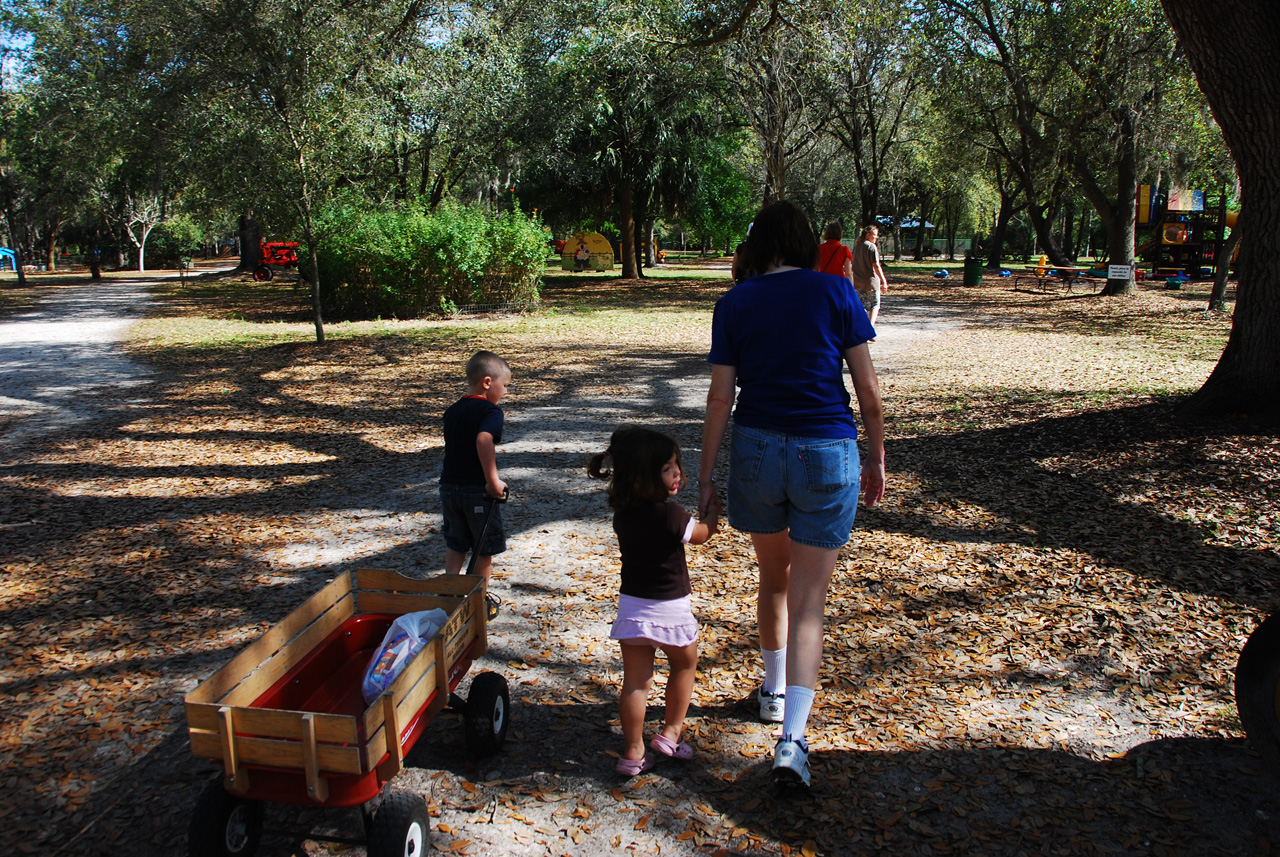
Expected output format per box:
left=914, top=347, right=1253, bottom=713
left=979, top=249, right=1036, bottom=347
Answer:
left=851, top=224, right=889, bottom=326
left=817, top=223, right=854, bottom=284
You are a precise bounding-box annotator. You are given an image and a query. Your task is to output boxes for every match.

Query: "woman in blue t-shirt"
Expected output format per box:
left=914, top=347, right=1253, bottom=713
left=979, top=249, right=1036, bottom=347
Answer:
left=696, top=201, right=886, bottom=789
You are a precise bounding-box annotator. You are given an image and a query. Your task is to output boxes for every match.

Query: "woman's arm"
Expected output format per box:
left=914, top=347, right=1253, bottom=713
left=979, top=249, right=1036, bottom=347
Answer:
left=698, top=363, right=737, bottom=517
left=845, top=344, right=886, bottom=508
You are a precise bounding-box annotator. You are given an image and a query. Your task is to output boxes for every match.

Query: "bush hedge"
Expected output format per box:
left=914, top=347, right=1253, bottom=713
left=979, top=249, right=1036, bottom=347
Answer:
left=311, top=200, right=547, bottom=320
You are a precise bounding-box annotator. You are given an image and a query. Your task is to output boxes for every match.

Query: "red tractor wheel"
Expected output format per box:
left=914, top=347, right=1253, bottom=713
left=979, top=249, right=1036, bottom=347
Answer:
left=253, top=265, right=272, bottom=282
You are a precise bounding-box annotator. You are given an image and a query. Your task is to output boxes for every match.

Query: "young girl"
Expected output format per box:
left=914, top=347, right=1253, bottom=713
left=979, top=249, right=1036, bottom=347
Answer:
left=588, top=426, right=719, bottom=776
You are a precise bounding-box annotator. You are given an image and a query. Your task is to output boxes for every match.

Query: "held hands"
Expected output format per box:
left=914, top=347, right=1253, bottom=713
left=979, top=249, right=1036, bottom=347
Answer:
left=696, top=482, right=720, bottom=519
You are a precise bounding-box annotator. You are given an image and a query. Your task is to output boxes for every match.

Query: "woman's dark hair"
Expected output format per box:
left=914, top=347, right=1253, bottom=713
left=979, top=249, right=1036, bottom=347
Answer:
left=731, top=241, right=753, bottom=284
left=822, top=222, right=843, bottom=241
left=744, top=201, right=818, bottom=276
left=588, top=425, right=681, bottom=511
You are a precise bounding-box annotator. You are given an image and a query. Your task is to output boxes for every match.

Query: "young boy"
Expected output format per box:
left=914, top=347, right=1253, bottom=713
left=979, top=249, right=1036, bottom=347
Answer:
left=440, top=350, right=511, bottom=621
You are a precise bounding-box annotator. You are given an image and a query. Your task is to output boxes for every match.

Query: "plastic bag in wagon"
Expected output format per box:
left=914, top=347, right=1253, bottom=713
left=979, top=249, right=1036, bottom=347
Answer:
left=361, top=609, right=448, bottom=704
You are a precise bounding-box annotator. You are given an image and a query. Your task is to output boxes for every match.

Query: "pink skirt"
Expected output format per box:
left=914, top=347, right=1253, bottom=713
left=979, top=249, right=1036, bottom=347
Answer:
left=610, top=594, right=699, bottom=648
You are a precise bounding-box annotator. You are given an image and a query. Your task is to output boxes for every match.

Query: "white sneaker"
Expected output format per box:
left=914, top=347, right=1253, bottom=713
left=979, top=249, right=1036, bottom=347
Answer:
left=773, top=738, right=810, bottom=788
left=756, top=687, right=784, bottom=723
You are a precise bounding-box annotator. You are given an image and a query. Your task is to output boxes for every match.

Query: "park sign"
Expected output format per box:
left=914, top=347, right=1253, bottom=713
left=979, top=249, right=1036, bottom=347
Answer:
left=1109, top=264, right=1133, bottom=280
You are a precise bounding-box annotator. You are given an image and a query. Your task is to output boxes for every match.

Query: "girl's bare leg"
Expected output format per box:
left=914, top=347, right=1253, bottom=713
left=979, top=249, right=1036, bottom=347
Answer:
left=619, top=643, right=656, bottom=761
left=657, top=641, right=699, bottom=744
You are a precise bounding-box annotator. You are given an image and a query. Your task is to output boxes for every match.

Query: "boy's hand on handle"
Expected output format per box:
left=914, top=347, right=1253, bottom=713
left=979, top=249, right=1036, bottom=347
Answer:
left=487, top=478, right=508, bottom=500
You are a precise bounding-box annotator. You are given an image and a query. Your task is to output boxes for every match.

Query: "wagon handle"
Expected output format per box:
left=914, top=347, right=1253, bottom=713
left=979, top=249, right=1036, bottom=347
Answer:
left=464, top=489, right=508, bottom=577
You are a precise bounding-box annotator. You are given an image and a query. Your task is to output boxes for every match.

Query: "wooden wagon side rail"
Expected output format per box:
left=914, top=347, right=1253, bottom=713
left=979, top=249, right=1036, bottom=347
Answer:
left=184, top=570, right=488, bottom=800
left=355, top=570, right=486, bottom=780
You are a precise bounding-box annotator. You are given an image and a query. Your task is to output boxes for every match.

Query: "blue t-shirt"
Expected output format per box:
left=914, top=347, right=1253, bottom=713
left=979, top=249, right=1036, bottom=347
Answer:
left=440, top=396, right=504, bottom=486
left=708, top=268, right=876, bottom=438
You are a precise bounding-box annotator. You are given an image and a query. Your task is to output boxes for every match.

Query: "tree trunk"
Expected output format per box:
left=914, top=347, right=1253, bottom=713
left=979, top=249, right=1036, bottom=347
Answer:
left=5, top=207, right=27, bottom=287
left=1209, top=207, right=1242, bottom=312
left=1074, top=107, right=1140, bottom=295
left=299, top=194, right=325, bottom=344
left=237, top=209, right=262, bottom=272
left=619, top=179, right=638, bottom=279
left=986, top=181, right=1021, bottom=270
left=642, top=217, right=656, bottom=267
left=1061, top=197, right=1076, bottom=260
left=1162, top=0, right=1280, bottom=419
left=44, top=226, right=59, bottom=272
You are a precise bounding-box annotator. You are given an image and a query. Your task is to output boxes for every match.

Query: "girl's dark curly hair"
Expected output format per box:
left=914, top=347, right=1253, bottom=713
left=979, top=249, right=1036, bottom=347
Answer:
left=744, top=200, right=818, bottom=277
left=588, top=425, right=682, bottom=511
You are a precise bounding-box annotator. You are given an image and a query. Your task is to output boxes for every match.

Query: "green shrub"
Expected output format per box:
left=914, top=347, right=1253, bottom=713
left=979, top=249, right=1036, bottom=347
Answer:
left=310, top=200, right=546, bottom=320
left=147, top=215, right=206, bottom=268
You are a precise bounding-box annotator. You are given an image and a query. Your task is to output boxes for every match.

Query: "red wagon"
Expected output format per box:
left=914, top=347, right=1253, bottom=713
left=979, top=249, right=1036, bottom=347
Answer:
left=252, top=241, right=299, bottom=282
left=184, top=570, right=509, bottom=857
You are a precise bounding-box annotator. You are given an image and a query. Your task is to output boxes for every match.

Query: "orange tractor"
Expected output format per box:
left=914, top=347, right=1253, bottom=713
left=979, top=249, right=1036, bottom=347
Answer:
left=253, top=241, right=299, bottom=281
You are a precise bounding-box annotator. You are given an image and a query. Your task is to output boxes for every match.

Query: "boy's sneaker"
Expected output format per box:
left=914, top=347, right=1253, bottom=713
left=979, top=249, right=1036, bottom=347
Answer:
left=773, top=738, right=810, bottom=788
left=485, top=592, right=501, bottom=621
left=756, top=687, right=784, bottom=723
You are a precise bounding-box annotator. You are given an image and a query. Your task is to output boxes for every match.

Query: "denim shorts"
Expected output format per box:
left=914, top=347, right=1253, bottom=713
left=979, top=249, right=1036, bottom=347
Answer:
left=439, top=483, right=507, bottom=556
left=727, top=424, right=862, bottom=549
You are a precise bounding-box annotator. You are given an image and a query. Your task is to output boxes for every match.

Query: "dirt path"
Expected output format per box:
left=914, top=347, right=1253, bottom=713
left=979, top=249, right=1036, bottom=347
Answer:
left=2, top=278, right=1275, bottom=857
left=0, top=279, right=156, bottom=452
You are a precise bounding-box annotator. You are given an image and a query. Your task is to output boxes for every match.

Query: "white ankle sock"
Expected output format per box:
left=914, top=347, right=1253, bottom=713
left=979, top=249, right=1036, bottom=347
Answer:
left=781, top=685, right=815, bottom=743
left=761, top=646, right=787, bottom=695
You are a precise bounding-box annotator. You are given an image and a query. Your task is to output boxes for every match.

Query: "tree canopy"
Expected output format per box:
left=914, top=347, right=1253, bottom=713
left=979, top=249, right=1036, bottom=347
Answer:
left=4, top=0, right=1275, bottom=416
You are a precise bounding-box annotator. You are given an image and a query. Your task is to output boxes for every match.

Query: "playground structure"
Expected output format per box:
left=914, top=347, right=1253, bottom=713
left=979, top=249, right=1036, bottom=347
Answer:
left=1135, top=186, right=1238, bottom=282
left=0, top=247, right=14, bottom=271
left=253, top=240, right=300, bottom=281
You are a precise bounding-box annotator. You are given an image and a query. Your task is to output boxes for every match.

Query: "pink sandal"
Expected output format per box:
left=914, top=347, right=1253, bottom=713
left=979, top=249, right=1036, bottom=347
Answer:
left=615, top=752, right=657, bottom=776
left=649, top=733, right=694, bottom=760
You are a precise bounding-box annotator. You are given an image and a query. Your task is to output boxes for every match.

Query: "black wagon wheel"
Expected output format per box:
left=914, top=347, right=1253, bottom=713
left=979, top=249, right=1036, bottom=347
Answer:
left=252, top=265, right=272, bottom=282
left=368, top=791, right=430, bottom=857
left=464, top=671, right=510, bottom=758
left=188, top=778, right=264, bottom=857
left=1236, top=613, right=1280, bottom=774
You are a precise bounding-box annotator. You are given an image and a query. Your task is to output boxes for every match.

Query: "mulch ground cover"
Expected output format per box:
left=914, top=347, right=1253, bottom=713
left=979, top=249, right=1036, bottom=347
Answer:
left=2, top=264, right=1279, bottom=856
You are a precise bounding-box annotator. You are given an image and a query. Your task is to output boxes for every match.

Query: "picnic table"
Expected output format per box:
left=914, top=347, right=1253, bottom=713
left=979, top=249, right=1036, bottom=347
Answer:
left=1013, top=265, right=1100, bottom=294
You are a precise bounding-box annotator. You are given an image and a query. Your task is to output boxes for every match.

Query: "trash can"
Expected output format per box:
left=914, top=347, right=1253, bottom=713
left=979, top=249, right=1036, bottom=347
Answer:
left=963, top=255, right=984, bottom=287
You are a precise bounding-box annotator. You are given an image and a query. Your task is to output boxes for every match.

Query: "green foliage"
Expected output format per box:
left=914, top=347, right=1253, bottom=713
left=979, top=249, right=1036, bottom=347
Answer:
left=311, top=200, right=546, bottom=320
left=145, top=215, right=206, bottom=267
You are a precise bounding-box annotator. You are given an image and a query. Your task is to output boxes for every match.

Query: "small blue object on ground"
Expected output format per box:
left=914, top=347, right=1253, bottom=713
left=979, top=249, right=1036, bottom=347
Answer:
left=933, top=270, right=949, bottom=278
left=998, top=269, right=1011, bottom=277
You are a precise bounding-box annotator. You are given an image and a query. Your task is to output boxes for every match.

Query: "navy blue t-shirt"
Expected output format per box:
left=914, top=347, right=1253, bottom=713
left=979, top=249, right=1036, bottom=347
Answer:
left=440, top=396, right=504, bottom=486
left=708, top=268, right=875, bottom=438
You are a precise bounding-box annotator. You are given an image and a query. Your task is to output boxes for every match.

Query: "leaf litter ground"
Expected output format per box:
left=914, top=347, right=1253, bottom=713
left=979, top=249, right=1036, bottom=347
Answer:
left=1, top=264, right=1279, bottom=856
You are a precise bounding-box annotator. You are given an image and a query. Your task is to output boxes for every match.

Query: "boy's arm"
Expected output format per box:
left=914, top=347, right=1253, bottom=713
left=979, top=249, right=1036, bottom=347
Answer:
left=476, top=431, right=507, bottom=499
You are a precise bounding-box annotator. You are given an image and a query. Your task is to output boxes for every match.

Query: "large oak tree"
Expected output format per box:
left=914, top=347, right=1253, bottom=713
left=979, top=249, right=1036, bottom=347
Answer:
left=1161, top=0, right=1280, bottom=419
